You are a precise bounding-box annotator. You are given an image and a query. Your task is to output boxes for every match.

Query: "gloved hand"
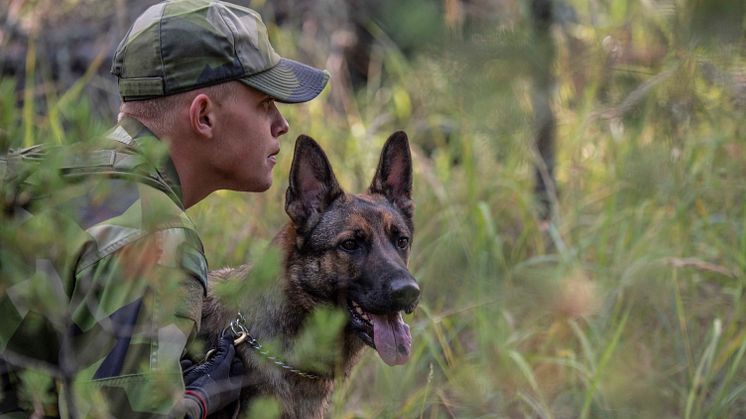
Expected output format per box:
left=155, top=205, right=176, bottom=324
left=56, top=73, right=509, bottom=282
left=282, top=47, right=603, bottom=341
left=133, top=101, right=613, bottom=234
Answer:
left=182, top=334, right=245, bottom=419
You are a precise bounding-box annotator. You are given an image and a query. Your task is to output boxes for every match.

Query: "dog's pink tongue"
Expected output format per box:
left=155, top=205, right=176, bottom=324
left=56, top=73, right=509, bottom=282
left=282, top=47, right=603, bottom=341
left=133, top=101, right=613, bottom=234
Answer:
left=371, top=312, right=411, bottom=366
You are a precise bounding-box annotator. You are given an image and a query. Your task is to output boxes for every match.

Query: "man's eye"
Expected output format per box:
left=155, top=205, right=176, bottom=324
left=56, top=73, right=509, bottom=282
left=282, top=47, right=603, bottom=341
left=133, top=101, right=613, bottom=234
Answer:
left=260, top=98, right=274, bottom=110
left=339, top=239, right=360, bottom=252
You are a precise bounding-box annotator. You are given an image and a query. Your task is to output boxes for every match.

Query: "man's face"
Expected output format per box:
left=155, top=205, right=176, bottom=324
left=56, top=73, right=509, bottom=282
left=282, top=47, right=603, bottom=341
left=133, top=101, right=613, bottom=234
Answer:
left=212, top=83, right=289, bottom=192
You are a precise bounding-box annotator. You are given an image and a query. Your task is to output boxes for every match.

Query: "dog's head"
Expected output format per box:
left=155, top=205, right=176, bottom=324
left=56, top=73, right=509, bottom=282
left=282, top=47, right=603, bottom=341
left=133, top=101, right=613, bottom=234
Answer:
left=284, top=131, right=419, bottom=366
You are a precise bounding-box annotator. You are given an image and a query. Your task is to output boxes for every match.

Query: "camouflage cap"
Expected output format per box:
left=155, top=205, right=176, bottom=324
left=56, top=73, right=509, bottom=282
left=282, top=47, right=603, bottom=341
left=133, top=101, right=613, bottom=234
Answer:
left=112, top=0, right=330, bottom=103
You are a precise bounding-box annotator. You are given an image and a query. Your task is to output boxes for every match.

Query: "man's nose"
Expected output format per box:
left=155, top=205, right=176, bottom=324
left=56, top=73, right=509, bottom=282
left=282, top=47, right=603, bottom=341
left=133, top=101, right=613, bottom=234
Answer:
left=272, top=109, right=289, bottom=138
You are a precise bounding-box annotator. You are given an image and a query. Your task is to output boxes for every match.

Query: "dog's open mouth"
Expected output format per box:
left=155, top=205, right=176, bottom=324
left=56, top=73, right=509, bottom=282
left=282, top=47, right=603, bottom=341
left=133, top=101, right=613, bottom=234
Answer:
left=347, top=298, right=412, bottom=366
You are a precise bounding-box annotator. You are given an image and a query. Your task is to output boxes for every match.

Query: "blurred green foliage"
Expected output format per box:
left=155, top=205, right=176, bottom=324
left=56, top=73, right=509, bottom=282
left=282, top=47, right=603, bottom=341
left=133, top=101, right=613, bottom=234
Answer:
left=2, top=0, right=746, bottom=417
left=288, top=307, right=348, bottom=374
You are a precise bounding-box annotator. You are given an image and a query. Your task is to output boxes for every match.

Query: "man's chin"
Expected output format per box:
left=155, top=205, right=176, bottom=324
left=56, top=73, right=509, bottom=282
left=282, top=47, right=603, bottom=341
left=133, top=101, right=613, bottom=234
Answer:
left=252, top=182, right=272, bottom=192
left=220, top=172, right=273, bottom=193
left=240, top=178, right=272, bottom=193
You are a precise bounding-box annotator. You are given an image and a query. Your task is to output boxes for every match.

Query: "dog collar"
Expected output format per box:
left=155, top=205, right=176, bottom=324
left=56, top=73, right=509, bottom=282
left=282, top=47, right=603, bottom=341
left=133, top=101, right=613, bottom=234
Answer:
left=224, top=312, right=330, bottom=381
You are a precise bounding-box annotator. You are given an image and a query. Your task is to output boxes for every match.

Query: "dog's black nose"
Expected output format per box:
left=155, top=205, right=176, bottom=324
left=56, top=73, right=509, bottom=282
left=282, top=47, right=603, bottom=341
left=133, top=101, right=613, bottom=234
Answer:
left=390, top=278, right=420, bottom=309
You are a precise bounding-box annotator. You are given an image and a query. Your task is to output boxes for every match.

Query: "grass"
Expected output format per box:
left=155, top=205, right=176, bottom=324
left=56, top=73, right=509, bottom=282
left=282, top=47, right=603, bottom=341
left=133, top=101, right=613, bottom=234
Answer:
left=2, top=0, right=745, bottom=417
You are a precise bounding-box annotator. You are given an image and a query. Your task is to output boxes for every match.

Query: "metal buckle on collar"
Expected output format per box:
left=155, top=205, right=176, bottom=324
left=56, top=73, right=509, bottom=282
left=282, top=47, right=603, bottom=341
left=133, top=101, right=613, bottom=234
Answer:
left=228, top=312, right=251, bottom=346
left=206, top=312, right=251, bottom=360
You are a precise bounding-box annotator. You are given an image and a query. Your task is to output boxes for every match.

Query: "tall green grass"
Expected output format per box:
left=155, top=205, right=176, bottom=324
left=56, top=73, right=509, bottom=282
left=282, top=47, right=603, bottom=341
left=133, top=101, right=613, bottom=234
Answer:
left=3, top=0, right=745, bottom=417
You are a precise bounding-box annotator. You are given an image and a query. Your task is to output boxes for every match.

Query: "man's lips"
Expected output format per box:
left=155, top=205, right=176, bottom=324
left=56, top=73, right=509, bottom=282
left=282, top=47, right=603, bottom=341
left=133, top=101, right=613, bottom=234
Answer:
left=268, top=149, right=280, bottom=165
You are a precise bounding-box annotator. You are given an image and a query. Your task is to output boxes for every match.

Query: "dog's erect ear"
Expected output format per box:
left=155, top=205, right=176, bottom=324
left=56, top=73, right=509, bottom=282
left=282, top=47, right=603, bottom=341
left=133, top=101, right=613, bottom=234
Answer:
left=285, top=135, right=343, bottom=232
left=369, top=131, right=414, bottom=220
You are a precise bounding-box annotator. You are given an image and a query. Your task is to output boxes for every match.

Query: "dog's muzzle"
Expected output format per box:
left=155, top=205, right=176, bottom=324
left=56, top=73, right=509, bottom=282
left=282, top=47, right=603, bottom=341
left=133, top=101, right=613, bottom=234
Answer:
left=346, top=275, right=420, bottom=366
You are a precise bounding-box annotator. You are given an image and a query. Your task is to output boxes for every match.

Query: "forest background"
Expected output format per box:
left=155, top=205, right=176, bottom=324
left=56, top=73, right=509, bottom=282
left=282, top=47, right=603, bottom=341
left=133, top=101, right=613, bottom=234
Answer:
left=1, top=0, right=745, bottom=417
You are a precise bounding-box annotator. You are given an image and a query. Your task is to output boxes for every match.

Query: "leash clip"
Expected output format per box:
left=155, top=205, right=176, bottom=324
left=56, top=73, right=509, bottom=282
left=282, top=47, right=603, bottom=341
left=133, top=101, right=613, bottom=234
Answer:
left=207, top=312, right=251, bottom=360
left=227, top=312, right=255, bottom=346
left=233, top=331, right=249, bottom=345
left=229, top=312, right=248, bottom=337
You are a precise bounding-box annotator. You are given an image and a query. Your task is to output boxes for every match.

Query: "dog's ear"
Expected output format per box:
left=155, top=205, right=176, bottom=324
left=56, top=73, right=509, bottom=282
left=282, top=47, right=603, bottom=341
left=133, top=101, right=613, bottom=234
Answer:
left=369, top=131, right=414, bottom=220
left=285, top=135, right=343, bottom=232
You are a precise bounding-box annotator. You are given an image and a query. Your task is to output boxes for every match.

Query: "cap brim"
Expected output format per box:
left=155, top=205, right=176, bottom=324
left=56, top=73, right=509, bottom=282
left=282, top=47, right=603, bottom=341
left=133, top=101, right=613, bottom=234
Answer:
left=240, top=58, right=330, bottom=104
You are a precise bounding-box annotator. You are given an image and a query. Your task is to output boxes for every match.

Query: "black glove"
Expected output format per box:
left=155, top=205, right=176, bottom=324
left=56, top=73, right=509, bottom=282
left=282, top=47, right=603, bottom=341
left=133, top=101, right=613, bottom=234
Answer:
left=183, top=334, right=245, bottom=418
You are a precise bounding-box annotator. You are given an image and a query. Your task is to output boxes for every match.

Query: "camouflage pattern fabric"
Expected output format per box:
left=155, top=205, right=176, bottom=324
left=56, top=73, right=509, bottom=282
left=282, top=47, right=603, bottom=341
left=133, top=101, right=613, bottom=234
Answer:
left=112, top=0, right=329, bottom=103
left=0, top=117, right=208, bottom=417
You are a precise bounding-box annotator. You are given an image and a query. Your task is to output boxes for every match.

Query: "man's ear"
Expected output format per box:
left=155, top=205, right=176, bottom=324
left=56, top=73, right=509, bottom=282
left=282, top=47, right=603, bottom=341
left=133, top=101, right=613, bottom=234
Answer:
left=189, top=93, right=215, bottom=139
left=285, top=135, right=343, bottom=232
left=369, top=131, right=414, bottom=221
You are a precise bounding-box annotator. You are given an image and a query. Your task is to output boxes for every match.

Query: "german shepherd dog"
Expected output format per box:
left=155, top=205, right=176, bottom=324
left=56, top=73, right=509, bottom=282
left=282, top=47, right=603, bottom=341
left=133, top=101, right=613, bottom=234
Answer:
left=200, top=131, right=420, bottom=418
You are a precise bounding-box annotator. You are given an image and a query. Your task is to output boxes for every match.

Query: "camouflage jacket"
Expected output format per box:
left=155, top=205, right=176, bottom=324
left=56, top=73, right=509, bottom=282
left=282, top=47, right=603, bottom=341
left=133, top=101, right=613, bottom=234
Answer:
left=0, top=117, right=208, bottom=418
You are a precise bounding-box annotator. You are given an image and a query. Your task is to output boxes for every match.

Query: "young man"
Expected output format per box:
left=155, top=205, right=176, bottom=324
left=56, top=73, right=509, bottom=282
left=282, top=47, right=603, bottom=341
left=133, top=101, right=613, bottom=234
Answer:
left=0, top=1, right=329, bottom=417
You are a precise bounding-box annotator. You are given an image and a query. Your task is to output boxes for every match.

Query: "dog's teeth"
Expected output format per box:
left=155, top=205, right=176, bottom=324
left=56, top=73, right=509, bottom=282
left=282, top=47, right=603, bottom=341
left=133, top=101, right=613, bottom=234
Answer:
left=349, top=300, right=373, bottom=324
left=351, top=301, right=364, bottom=317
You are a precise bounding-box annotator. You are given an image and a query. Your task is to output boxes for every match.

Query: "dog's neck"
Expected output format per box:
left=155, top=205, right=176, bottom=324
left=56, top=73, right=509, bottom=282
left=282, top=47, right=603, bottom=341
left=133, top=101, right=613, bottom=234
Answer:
left=233, top=225, right=365, bottom=378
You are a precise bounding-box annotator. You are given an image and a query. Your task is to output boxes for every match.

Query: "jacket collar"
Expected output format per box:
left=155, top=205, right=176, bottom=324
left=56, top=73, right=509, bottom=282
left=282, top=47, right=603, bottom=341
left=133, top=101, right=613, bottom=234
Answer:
left=113, top=116, right=185, bottom=209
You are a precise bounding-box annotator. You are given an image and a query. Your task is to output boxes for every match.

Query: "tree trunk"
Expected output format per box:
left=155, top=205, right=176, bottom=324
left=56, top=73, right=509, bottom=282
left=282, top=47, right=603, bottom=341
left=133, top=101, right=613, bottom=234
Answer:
left=530, top=0, right=556, bottom=225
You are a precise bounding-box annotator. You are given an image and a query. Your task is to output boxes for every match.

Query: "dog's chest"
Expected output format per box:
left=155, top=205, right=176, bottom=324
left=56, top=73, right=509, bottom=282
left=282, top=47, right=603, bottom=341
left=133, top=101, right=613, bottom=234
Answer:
left=238, top=347, right=336, bottom=419
left=248, top=374, right=334, bottom=419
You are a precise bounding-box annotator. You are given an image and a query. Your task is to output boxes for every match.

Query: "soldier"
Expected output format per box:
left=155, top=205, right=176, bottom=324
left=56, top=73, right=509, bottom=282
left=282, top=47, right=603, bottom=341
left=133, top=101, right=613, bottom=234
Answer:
left=0, top=0, right=329, bottom=417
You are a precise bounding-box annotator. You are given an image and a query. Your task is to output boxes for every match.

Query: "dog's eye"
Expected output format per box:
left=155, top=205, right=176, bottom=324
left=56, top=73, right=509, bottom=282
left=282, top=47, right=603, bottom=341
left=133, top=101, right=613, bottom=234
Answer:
left=396, top=237, right=410, bottom=249
left=339, top=239, right=360, bottom=252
